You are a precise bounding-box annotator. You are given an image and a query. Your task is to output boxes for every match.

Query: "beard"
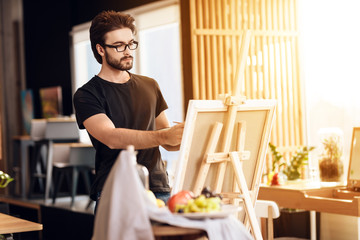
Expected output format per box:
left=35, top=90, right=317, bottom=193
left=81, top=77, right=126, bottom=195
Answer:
left=105, top=52, right=133, bottom=71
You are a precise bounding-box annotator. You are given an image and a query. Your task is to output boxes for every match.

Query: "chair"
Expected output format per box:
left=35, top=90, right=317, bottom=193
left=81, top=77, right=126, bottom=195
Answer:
left=221, top=197, right=280, bottom=239
left=28, top=118, right=80, bottom=200
left=51, top=143, right=95, bottom=207
left=255, top=200, right=280, bottom=240
left=28, top=119, right=49, bottom=198
left=28, top=139, right=50, bottom=198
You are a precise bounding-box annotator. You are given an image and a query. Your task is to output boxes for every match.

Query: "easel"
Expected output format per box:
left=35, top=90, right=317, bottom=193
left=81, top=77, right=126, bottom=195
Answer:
left=192, top=30, right=263, bottom=240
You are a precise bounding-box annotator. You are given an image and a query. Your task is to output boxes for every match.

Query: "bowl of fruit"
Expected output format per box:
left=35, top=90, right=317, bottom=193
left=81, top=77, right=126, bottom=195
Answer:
left=167, top=187, right=241, bottom=219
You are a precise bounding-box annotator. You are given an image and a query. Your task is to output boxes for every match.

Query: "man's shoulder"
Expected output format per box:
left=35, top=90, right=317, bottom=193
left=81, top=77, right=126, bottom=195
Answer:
left=130, top=73, right=159, bottom=87
left=74, top=76, right=102, bottom=98
left=131, top=73, right=155, bottom=82
left=80, top=76, right=100, bottom=88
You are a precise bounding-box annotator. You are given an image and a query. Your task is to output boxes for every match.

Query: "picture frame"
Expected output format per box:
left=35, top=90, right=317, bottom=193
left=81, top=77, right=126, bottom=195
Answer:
left=348, top=127, right=360, bottom=189
left=39, top=86, right=63, bottom=118
left=20, top=89, right=34, bottom=135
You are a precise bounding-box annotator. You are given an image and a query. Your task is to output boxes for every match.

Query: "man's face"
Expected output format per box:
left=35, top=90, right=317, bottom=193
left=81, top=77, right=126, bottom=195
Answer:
left=103, top=28, right=135, bottom=71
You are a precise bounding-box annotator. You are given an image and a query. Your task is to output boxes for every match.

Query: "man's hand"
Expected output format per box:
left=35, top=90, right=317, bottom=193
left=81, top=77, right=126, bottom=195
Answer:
left=161, top=122, right=184, bottom=146
left=160, top=122, right=184, bottom=151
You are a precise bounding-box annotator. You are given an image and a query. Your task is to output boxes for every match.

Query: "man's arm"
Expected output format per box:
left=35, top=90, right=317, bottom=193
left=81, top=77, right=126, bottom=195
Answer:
left=155, top=111, right=183, bottom=151
left=83, top=112, right=184, bottom=150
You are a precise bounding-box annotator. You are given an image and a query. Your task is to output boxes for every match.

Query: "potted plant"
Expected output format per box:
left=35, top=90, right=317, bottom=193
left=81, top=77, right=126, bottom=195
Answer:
left=0, top=171, right=14, bottom=239
left=318, top=136, right=344, bottom=182
left=0, top=171, right=13, bottom=188
left=268, top=143, right=315, bottom=184
left=283, top=146, right=315, bottom=181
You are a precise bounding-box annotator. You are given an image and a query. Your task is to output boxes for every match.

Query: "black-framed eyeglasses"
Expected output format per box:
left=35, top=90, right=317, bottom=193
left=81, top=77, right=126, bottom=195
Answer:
left=103, top=41, right=138, bottom=52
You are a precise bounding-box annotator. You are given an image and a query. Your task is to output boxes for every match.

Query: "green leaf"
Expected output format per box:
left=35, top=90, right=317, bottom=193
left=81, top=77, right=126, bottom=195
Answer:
left=0, top=171, right=14, bottom=188
left=268, top=143, right=315, bottom=180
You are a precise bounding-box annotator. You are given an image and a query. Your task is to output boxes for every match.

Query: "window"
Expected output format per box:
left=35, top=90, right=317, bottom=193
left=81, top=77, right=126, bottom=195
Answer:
left=187, top=0, right=306, bottom=174
left=70, top=21, right=100, bottom=144
left=126, top=2, right=183, bottom=175
left=299, top=0, right=360, bottom=174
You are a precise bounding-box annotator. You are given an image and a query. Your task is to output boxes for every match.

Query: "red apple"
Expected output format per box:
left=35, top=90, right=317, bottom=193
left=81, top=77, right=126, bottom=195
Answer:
left=167, top=190, right=194, bottom=212
left=271, top=172, right=280, bottom=186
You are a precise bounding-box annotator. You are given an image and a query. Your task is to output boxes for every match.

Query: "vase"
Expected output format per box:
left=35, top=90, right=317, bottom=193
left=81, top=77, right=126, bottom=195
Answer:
left=319, top=158, right=344, bottom=182
left=317, top=128, right=344, bottom=182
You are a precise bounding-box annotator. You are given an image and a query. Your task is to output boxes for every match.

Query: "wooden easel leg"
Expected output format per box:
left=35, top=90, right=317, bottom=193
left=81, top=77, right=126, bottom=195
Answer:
left=193, top=122, right=223, bottom=196
left=215, top=105, right=238, bottom=192
left=230, top=152, right=263, bottom=240
left=232, top=121, right=247, bottom=198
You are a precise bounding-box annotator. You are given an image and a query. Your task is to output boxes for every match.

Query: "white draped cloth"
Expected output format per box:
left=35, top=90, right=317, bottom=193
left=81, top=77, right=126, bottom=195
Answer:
left=92, top=149, right=253, bottom=240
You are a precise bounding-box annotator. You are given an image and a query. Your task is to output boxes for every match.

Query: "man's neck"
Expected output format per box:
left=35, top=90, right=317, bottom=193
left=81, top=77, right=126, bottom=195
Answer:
left=97, top=68, right=130, bottom=84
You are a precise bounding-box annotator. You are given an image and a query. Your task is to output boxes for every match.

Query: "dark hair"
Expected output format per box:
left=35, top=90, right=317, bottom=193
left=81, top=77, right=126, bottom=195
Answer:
left=90, top=10, right=136, bottom=64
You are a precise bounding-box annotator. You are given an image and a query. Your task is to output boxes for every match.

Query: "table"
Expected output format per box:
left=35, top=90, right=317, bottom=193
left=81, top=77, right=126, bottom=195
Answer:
left=258, top=181, right=360, bottom=240
left=152, top=224, right=207, bottom=240
left=0, top=213, right=42, bottom=234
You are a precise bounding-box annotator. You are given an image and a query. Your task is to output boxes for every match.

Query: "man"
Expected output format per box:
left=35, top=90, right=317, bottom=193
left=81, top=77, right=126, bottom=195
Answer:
left=73, top=10, right=184, bottom=209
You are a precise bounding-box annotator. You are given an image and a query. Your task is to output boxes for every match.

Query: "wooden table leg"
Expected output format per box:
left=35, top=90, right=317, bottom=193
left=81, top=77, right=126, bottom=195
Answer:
left=310, top=210, right=316, bottom=240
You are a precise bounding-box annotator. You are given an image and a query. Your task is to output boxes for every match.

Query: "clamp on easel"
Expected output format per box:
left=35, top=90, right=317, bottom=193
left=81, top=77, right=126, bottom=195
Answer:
left=219, top=94, right=246, bottom=106
left=192, top=30, right=263, bottom=240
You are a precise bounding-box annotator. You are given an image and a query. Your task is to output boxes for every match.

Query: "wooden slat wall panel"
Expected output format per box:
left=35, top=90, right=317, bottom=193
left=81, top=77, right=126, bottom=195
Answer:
left=189, top=0, right=306, bottom=173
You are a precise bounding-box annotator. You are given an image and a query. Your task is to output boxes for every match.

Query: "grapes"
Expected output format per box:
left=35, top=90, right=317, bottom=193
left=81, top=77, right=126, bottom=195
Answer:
left=201, top=186, right=223, bottom=199
left=175, top=195, right=221, bottom=213
left=175, top=187, right=222, bottom=213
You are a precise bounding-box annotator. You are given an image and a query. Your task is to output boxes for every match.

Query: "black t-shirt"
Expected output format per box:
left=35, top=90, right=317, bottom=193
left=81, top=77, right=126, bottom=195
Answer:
left=73, top=73, right=170, bottom=200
